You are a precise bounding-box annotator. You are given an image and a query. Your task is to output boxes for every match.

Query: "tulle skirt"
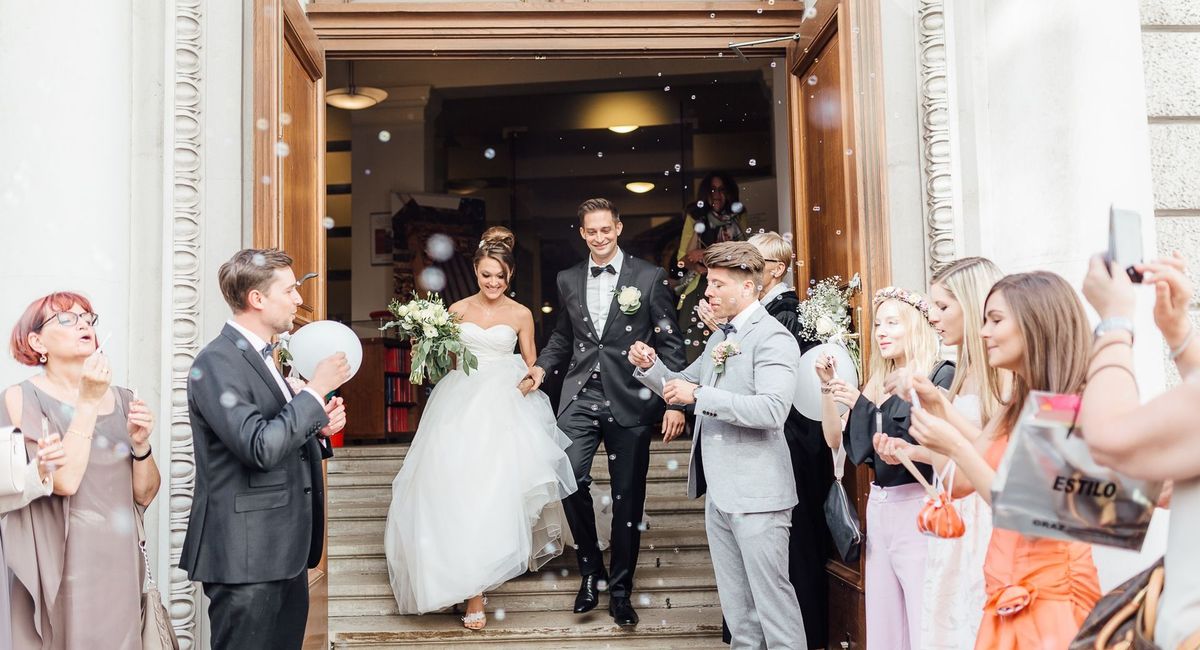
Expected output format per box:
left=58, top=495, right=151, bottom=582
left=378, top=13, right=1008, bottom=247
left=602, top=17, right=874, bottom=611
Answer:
left=384, top=355, right=577, bottom=614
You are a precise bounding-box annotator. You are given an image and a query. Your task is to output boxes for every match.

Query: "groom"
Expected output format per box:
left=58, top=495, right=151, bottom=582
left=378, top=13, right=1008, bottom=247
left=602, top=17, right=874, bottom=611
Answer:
left=525, top=198, right=686, bottom=626
left=629, top=241, right=806, bottom=648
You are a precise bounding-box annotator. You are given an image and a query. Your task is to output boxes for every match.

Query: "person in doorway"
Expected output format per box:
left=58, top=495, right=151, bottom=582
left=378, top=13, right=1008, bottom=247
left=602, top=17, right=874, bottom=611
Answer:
left=675, top=172, right=746, bottom=362
left=522, top=198, right=687, bottom=627
left=181, top=249, right=350, bottom=650
left=384, top=227, right=577, bottom=630
left=630, top=241, right=806, bottom=649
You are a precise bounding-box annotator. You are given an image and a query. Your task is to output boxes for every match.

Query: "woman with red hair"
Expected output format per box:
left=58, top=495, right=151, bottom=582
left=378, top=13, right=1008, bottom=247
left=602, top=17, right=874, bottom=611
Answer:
left=1, top=291, right=161, bottom=649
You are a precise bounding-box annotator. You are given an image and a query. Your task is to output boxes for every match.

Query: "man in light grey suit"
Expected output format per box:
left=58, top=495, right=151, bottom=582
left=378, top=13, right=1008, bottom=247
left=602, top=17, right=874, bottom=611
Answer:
left=629, top=241, right=805, bottom=649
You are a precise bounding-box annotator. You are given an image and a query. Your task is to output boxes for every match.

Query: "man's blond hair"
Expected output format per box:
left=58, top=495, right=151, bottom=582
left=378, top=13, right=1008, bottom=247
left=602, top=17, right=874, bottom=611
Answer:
left=702, top=241, right=764, bottom=281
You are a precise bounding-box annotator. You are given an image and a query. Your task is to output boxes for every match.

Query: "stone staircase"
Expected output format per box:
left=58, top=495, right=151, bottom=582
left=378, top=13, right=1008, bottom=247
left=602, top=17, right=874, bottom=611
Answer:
left=327, top=440, right=725, bottom=649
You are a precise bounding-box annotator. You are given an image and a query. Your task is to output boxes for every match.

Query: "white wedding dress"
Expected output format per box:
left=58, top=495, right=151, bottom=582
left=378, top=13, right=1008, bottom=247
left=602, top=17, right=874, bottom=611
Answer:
left=384, top=322, right=578, bottom=615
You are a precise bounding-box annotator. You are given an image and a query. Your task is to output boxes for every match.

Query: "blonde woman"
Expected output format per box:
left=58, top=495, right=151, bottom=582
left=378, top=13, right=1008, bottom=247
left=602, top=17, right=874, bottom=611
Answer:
left=902, top=272, right=1101, bottom=649
left=894, top=258, right=1007, bottom=649
left=817, top=287, right=953, bottom=650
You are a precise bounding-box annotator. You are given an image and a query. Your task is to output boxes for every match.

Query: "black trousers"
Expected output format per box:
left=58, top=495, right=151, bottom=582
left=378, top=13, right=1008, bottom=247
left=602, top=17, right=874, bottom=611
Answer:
left=559, top=373, right=653, bottom=599
left=204, top=570, right=309, bottom=650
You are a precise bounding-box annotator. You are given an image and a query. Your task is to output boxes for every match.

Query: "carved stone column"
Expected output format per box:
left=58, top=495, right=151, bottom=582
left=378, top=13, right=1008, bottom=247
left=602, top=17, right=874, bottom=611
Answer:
left=917, top=0, right=960, bottom=274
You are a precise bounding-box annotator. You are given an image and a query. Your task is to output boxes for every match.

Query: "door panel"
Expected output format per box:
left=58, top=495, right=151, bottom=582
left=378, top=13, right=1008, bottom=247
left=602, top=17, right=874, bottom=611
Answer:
left=252, top=1, right=328, bottom=647
left=788, top=6, right=871, bottom=648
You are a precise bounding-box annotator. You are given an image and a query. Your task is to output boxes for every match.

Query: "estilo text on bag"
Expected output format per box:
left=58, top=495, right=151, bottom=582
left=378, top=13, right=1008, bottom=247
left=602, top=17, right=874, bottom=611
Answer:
left=991, top=391, right=1162, bottom=551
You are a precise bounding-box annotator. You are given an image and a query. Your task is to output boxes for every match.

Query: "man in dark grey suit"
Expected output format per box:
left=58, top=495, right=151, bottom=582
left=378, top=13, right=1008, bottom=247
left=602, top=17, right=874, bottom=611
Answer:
left=182, top=249, right=350, bottom=650
left=524, top=198, right=687, bottom=627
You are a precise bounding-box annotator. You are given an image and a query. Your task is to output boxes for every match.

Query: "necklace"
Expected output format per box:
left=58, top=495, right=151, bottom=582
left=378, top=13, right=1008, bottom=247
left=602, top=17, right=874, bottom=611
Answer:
left=475, top=296, right=500, bottom=318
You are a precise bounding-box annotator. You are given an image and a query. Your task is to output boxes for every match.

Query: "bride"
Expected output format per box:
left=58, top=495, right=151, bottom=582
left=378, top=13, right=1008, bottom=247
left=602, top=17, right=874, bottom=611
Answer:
left=384, top=226, right=577, bottom=630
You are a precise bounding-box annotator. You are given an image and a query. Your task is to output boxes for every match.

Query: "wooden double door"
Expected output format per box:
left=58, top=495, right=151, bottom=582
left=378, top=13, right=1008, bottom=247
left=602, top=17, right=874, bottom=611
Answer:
left=254, top=1, right=892, bottom=646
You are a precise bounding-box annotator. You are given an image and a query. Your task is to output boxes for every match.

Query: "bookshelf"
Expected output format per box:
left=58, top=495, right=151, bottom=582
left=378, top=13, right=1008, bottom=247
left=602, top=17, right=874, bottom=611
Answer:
left=341, top=337, right=423, bottom=442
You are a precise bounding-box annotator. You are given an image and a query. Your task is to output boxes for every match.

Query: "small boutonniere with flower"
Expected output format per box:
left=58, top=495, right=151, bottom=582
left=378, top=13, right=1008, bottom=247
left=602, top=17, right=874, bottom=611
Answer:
left=276, top=332, right=293, bottom=367
left=711, top=341, right=741, bottom=375
left=615, top=285, right=643, bottom=315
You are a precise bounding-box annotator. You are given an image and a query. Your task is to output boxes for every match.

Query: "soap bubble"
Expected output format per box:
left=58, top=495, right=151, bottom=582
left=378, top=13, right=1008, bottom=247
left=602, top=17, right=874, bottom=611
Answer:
left=274, top=142, right=290, bottom=158
left=322, top=216, right=336, bottom=230
left=425, top=233, right=455, bottom=262
left=378, top=130, right=391, bottom=142
left=484, top=148, right=496, bottom=159
left=694, top=222, right=707, bottom=234
left=807, top=75, right=818, bottom=86
left=419, top=267, right=447, bottom=292
left=219, top=392, right=237, bottom=409
left=748, top=158, right=757, bottom=167
left=731, top=202, right=744, bottom=214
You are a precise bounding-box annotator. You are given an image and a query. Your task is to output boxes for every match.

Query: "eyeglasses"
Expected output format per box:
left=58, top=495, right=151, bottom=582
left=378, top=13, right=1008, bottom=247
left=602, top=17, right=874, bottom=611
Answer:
left=36, top=311, right=99, bottom=331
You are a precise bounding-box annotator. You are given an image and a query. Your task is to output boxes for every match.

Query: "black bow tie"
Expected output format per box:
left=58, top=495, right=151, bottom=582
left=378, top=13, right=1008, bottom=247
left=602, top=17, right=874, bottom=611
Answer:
left=260, top=342, right=278, bottom=359
left=591, top=264, right=616, bottom=277
left=717, top=323, right=737, bottom=336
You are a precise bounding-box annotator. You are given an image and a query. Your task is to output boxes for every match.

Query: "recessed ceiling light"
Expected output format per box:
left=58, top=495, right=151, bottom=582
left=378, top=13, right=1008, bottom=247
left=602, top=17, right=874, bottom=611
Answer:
left=608, top=125, right=639, bottom=134
left=625, top=182, right=655, bottom=194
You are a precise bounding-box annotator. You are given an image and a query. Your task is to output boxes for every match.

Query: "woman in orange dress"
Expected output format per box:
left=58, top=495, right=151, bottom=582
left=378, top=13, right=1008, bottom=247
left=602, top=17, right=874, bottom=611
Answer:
left=877, top=271, right=1101, bottom=649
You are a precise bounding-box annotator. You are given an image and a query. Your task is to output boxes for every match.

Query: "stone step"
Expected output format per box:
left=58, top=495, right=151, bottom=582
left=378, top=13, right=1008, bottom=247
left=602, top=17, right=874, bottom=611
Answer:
left=329, top=449, right=691, bottom=478
left=329, top=565, right=719, bottom=617
left=333, top=438, right=687, bottom=460
left=328, top=461, right=691, bottom=488
left=330, top=607, right=725, bottom=648
left=330, top=494, right=702, bottom=523
left=330, top=474, right=688, bottom=504
left=328, top=529, right=713, bottom=576
left=332, top=510, right=703, bottom=536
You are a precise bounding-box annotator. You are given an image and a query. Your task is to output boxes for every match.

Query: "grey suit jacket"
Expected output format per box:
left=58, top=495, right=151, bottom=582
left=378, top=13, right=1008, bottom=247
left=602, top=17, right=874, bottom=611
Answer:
left=635, top=305, right=800, bottom=514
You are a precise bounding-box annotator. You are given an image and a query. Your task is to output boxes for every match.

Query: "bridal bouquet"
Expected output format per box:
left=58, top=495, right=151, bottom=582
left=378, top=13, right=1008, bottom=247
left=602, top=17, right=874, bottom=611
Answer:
left=797, top=273, right=863, bottom=376
left=380, top=293, right=478, bottom=385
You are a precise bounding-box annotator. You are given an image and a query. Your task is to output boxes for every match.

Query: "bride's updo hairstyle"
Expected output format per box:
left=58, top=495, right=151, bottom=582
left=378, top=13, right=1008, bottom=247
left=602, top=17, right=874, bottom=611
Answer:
left=474, top=226, right=516, bottom=282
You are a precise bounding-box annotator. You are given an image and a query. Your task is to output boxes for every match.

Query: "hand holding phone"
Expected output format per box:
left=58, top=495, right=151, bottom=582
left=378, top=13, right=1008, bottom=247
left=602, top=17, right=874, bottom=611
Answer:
left=1106, top=206, right=1144, bottom=283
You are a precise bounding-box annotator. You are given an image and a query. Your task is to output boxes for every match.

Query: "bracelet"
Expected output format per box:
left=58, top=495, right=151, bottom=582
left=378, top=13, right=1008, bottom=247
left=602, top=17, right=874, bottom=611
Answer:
left=66, top=429, right=93, bottom=441
left=131, top=445, right=152, bottom=461
left=1087, top=363, right=1139, bottom=385
left=1170, top=325, right=1196, bottom=361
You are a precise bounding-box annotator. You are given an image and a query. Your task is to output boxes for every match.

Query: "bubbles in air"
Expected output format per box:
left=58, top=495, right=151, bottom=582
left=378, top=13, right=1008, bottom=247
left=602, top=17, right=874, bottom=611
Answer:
left=484, top=148, right=497, bottom=160
left=419, top=267, right=447, bottom=292
left=425, top=234, right=455, bottom=262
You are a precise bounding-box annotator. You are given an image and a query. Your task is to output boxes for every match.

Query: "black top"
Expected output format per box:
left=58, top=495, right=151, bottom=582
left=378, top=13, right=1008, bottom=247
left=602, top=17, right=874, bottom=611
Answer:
left=845, top=360, right=955, bottom=487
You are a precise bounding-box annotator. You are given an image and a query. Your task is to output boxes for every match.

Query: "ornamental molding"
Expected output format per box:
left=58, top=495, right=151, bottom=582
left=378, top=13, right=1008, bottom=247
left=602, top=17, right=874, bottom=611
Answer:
left=917, top=0, right=958, bottom=275
left=168, top=1, right=203, bottom=646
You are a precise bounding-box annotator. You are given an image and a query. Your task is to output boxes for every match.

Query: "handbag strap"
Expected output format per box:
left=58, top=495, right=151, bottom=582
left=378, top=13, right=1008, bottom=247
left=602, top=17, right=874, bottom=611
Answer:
left=831, top=445, right=846, bottom=481
left=934, top=459, right=957, bottom=496
left=134, top=503, right=157, bottom=591
left=895, top=450, right=940, bottom=500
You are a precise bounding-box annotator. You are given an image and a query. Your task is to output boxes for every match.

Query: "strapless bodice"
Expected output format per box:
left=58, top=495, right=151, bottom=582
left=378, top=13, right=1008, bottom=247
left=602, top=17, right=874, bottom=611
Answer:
left=459, top=322, right=518, bottom=364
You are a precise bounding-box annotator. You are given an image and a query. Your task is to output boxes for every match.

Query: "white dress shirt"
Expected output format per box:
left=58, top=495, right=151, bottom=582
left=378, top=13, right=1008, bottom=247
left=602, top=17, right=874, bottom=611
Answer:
left=586, top=248, right=624, bottom=336
left=226, top=320, right=325, bottom=407
left=727, top=299, right=761, bottom=335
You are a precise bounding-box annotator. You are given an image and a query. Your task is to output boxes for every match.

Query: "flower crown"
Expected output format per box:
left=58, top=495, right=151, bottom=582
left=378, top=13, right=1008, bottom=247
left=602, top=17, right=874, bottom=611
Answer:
left=873, top=286, right=933, bottom=324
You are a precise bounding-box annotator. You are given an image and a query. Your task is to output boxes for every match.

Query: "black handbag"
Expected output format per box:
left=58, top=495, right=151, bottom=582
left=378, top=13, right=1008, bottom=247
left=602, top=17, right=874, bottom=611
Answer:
left=824, top=446, right=863, bottom=563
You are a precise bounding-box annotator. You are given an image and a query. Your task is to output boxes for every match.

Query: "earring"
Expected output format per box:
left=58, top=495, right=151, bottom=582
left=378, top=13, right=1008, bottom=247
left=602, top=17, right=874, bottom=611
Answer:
left=39, top=354, right=47, bottom=363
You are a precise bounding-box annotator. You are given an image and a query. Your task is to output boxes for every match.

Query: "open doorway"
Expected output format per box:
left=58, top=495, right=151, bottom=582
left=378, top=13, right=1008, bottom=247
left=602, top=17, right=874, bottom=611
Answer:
left=328, top=58, right=792, bottom=440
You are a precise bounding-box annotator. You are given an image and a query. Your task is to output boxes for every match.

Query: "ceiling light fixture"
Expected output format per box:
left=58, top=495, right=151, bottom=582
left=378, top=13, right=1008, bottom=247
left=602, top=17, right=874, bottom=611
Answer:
left=625, top=182, right=655, bottom=194
left=608, top=125, right=639, bottom=134
left=325, top=62, right=388, bottom=110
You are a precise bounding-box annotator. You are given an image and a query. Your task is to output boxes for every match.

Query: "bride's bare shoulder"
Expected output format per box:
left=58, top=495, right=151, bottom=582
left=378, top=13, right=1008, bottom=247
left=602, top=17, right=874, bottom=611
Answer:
left=503, top=298, right=534, bottom=330
left=448, top=298, right=470, bottom=318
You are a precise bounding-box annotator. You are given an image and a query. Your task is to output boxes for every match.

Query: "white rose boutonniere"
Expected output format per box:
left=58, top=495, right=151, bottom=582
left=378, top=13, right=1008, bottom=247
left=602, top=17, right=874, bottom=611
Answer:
left=615, top=285, right=643, bottom=315
left=711, top=341, right=741, bottom=375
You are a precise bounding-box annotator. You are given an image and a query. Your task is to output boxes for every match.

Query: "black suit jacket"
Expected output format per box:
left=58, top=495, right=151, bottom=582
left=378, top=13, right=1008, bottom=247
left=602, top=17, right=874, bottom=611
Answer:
left=180, top=324, right=332, bottom=584
left=536, top=253, right=686, bottom=428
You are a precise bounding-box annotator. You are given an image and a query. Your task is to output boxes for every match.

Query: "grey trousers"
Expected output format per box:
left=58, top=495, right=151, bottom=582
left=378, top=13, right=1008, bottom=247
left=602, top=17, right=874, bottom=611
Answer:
left=706, top=498, right=807, bottom=650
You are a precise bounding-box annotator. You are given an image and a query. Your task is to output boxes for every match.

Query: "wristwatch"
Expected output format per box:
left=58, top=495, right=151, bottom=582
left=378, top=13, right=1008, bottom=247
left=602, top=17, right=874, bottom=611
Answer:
left=1094, top=317, right=1134, bottom=341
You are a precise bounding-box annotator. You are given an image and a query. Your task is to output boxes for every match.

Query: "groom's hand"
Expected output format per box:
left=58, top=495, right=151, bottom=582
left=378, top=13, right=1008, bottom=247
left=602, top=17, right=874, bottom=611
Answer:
left=664, top=379, right=699, bottom=405
left=519, top=365, right=546, bottom=393
left=629, top=341, right=657, bottom=369
left=661, top=409, right=686, bottom=443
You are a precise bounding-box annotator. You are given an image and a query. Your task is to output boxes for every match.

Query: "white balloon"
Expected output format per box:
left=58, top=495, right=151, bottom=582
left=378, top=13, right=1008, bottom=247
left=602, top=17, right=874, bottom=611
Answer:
left=288, top=321, right=363, bottom=382
left=794, top=343, right=859, bottom=421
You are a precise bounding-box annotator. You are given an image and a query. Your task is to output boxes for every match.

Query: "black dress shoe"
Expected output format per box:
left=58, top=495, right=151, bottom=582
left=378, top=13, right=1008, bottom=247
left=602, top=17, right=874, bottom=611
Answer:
left=574, top=573, right=606, bottom=614
left=609, top=596, right=639, bottom=627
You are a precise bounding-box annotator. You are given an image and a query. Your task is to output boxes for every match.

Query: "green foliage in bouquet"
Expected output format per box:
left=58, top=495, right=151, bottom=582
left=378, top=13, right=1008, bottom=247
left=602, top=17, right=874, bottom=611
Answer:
left=380, top=293, right=478, bottom=385
left=797, top=273, right=863, bottom=379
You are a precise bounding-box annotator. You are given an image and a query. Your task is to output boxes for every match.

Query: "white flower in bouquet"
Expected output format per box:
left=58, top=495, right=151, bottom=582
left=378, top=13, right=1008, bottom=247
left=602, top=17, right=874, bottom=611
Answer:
left=816, top=315, right=836, bottom=337
left=380, top=292, right=478, bottom=384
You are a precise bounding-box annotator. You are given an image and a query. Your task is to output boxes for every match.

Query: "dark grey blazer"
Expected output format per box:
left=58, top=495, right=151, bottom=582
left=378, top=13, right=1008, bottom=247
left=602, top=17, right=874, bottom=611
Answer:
left=535, top=253, right=686, bottom=428
left=180, top=324, right=332, bottom=584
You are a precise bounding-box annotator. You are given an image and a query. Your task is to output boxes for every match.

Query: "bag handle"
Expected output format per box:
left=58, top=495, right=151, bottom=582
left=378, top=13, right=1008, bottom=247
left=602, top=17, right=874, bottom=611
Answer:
left=831, top=445, right=846, bottom=481
left=896, top=449, right=940, bottom=500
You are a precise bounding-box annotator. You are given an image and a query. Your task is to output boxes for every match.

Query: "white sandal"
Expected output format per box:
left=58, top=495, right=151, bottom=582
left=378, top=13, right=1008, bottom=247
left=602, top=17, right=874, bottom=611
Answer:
left=461, top=596, right=488, bottom=630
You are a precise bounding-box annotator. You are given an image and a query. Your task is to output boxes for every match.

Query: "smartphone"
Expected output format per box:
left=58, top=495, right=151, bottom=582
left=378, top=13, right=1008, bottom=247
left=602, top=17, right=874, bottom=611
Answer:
left=1106, top=206, right=1144, bottom=283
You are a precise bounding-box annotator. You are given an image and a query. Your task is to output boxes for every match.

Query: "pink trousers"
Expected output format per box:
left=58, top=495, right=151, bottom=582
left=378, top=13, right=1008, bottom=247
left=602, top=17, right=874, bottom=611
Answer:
left=865, top=482, right=928, bottom=650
